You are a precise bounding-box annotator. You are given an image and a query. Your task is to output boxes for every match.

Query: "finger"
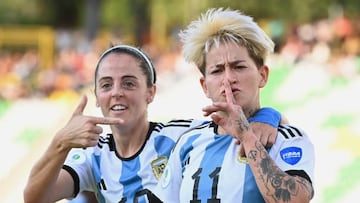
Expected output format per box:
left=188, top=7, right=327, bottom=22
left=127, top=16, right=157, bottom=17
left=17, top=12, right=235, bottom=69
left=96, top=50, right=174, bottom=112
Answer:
left=82, top=133, right=100, bottom=147
left=223, top=80, right=235, bottom=104
left=89, top=116, right=124, bottom=125
left=92, top=125, right=104, bottom=134
left=202, top=102, right=226, bottom=117
left=239, top=144, right=245, bottom=157
left=210, top=114, right=222, bottom=125
left=202, top=105, right=217, bottom=117
left=259, top=133, right=268, bottom=148
left=73, top=95, right=88, bottom=116
left=266, top=131, right=276, bottom=147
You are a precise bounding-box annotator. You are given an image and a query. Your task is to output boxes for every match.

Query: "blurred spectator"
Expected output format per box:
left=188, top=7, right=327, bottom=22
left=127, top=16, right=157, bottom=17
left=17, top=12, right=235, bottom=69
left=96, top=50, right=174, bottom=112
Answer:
left=1, top=16, right=359, bottom=103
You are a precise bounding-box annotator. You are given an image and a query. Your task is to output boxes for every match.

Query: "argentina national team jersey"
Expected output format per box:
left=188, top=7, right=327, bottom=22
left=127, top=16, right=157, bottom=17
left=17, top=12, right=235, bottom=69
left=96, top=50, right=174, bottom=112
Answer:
left=63, top=119, right=206, bottom=203
left=154, top=122, right=315, bottom=203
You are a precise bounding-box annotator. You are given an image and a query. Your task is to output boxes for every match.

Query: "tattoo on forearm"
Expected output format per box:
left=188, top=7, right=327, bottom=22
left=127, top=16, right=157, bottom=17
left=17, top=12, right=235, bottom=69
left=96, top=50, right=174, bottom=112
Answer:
left=236, top=109, right=250, bottom=132
left=271, top=174, right=299, bottom=202
left=247, top=140, right=312, bottom=202
left=296, top=176, right=314, bottom=199
left=248, top=150, right=257, bottom=161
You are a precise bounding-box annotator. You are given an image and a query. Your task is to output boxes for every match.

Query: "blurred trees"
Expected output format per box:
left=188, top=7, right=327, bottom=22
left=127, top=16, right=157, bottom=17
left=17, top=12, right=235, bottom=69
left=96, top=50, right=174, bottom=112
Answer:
left=0, top=0, right=359, bottom=46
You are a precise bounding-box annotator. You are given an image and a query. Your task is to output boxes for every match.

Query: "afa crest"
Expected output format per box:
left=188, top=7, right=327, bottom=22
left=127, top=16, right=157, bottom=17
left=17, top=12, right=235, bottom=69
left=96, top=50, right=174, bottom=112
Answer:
left=151, top=156, right=168, bottom=180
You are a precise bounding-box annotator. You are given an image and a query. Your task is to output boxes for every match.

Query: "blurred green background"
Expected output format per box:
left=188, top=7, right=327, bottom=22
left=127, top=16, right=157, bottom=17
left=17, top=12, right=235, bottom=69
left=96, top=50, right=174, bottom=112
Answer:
left=1, top=0, right=359, bottom=202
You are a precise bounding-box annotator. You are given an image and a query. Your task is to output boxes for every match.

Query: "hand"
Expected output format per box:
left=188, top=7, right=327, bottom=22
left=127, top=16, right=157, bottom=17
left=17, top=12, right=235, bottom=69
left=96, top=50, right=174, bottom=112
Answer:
left=55, top=95, right=123, bottom=150
left=250, top=122, right=277, bottom=148
left=202, top=80, right=251, bottom=142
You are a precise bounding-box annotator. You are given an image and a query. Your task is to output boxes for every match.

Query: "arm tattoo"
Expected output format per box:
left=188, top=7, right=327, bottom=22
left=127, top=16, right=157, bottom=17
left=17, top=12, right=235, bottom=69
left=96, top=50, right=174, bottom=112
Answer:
left=236, top=109, right=250, bottom=132
left=248, top=150, right=257, bottom=161
left=296, top=176, right=314, bottom=199
left=247, top=140, right=312, bottom=202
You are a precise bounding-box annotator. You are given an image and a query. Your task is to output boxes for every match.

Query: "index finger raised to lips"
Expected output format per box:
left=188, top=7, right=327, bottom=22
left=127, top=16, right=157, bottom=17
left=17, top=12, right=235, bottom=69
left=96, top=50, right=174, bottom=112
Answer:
left=223, top=80, right=236, bottom=104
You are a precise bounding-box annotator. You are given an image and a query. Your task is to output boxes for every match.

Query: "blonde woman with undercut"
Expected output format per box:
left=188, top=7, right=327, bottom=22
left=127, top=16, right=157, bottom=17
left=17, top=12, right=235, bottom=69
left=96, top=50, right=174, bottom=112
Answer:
left=153, top=8, right=315, bottom=203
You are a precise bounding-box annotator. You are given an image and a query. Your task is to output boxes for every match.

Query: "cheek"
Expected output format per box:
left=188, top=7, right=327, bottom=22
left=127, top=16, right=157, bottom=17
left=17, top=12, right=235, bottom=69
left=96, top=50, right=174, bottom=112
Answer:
left=129, top=92, right=148, bottom=106
left=96, top=93, right=109, bottom=106
left=205, top=80, right=222, bottom=98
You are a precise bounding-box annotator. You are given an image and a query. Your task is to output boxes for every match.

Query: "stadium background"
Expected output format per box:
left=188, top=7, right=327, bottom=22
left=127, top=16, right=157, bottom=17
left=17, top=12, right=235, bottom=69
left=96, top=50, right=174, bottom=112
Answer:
left=1, top=0, right=360, bottom=202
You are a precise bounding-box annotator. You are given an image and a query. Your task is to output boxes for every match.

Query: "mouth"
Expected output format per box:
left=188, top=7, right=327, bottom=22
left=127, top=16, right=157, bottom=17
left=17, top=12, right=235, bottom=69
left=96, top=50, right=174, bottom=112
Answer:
left=221, top=87, right=239, bottom=95
left=111, top=104, right=127, bottom=111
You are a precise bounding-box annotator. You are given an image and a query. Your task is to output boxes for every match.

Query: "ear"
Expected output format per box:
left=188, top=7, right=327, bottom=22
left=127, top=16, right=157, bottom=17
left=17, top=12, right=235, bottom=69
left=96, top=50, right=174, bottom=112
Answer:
left=146, top=85, right=157, bottom=104
left=258, top=65, right=269, bottom=88
left=199, top=76, right=210, bottom=98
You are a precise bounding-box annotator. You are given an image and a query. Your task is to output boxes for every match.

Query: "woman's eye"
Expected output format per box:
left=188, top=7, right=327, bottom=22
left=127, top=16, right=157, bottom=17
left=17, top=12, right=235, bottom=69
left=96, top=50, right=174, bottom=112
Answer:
left=101, top=83, right=112, bottom=89
left=122, top=81, right=136, bottom=89
left=235, top=65, right=246, bottom=70
left=210, top=69, right=221, bottom=74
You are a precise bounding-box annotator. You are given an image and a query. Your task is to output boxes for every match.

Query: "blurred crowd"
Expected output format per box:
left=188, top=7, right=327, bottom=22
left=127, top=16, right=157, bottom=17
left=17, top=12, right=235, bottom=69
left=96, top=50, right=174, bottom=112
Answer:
left=1, top=14, right=359, bottom=102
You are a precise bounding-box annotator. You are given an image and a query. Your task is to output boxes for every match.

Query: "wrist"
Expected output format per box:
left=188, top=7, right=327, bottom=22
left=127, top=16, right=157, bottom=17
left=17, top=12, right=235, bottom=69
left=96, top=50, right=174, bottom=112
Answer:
left=52, top=132, right=72, bottom=154
left=240, top=131, right=257, bottom=152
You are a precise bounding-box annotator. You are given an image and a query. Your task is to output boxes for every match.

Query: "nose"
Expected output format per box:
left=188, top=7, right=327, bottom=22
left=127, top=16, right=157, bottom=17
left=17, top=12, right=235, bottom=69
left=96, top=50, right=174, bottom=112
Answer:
left=111, top=83, right=124, bottom=97
left=224, top=67, right=236, bottom=84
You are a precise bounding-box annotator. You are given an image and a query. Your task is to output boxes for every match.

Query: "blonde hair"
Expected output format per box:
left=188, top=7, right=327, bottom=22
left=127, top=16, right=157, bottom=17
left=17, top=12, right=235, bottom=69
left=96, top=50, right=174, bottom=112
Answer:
left=179, top=7, right=275, bottom=75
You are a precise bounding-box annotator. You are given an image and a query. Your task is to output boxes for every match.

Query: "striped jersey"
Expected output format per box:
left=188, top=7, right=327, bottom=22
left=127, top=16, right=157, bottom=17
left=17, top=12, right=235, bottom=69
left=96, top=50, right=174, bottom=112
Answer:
left=63, top=119, right=206, bottom=203
left=154, top=123, right=315, bottom=203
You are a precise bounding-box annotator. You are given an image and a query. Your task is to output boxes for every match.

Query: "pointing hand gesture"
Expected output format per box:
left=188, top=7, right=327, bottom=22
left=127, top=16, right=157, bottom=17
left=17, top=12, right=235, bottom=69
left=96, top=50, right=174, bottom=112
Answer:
left=55, top=95, right=123, bottom=150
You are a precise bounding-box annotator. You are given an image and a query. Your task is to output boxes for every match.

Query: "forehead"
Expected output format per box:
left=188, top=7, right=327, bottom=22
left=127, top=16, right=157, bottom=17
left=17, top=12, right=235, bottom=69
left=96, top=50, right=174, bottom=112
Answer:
left=206, top=42, right=250, bottom=65
left=97, top=52, right=142, bottom=76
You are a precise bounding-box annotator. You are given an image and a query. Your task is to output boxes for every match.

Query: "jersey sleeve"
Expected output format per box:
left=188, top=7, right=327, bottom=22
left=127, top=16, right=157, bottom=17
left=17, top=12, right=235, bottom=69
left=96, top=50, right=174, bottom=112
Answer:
left=63, top=147, right=96, bottom=196
left=248, top=107, right=281, bottom=128
left=270, top=124, right=315, bottom=183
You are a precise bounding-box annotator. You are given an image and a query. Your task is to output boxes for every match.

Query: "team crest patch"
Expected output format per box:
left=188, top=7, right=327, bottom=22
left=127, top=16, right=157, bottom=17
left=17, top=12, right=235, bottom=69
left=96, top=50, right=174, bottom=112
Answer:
left=237, top=155, right=248, bottom=164
left=151, top=156, right=168, bottom=180
left=280, top=147, right=302, bottom=165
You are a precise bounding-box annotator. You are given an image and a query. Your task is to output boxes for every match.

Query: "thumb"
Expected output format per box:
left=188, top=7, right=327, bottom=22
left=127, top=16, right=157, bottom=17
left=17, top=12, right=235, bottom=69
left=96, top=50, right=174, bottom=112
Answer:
left=73, top=95, right=88, bottom=116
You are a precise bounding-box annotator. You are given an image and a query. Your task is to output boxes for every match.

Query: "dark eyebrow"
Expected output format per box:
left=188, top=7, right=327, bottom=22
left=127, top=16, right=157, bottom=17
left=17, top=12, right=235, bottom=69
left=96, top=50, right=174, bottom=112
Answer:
left=98, top=76, right=112, bottom=82
left=214, top=60, right=246, bottom=68
left=98, top=75, right=138, bottom=82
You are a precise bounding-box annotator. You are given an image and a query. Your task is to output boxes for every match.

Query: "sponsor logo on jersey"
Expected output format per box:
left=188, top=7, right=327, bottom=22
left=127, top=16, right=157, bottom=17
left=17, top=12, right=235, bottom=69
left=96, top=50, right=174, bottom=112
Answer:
left=70, top=151, right=86, bottom=164
left=151, top=156, right=168, bottom=180
left=280, top=147, right=302, bottom=165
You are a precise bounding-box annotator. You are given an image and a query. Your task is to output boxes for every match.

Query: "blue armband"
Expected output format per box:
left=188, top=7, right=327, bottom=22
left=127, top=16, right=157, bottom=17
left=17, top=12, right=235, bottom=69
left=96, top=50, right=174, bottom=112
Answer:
left=248, top=107, right=281, bottom=128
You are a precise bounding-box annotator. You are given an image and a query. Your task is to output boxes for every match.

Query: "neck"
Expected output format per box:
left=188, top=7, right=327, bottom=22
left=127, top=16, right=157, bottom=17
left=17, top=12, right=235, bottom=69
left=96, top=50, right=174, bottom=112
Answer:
left=112, top=120, right=150, bottom=158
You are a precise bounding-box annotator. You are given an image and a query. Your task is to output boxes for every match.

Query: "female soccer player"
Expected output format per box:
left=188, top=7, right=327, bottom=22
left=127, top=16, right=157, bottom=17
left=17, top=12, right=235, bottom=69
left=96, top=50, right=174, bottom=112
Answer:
left=153, top=8, right=315, bottom=203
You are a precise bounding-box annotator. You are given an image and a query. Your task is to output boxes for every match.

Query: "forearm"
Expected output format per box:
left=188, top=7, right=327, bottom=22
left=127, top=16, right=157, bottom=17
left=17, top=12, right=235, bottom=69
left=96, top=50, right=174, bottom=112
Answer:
left=24, top=136, right=72, bottom=203
left=242, top=134, right=313, bottom=203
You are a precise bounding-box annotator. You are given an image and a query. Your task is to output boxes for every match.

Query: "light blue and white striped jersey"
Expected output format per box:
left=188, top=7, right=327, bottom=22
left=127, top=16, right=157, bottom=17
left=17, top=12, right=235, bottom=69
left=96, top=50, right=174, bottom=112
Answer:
left=63, top=119, right=206, bottom=203
left=154, top=122, right=315, bottom=203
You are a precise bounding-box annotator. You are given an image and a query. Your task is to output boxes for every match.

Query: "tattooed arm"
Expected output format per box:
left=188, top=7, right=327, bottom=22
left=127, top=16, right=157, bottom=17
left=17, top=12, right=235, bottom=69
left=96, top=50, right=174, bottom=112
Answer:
left=203, top=80, right=314, bottom=202
left=203, top=104, right=314, bottom=202
left=242, top=131, right=314, bottom=203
